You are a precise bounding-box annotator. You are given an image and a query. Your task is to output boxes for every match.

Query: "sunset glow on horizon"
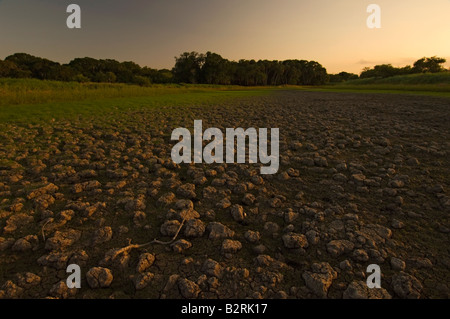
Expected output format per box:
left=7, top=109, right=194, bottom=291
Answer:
left=0, top=0, right=449, bottom=74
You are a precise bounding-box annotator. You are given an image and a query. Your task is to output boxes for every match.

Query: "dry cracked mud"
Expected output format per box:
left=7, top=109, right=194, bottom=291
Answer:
left=0, top=90, right=449, bottom=299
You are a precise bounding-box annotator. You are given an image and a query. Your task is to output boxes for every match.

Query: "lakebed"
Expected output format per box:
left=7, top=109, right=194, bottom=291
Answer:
left=0, top=90, right=449, bottom=299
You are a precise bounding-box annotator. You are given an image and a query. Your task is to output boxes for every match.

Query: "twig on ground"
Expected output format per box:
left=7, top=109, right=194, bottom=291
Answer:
left=108, top=217, right=187, bottom=259
left=41, top=219, right=52, bottom=242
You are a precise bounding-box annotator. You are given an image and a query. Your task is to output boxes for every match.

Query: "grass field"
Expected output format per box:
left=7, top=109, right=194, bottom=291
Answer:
left=343, top=72, right=450, bottom=85
left=1, top=76, right=449, bottom=124
left=0, top=78, right=272, bottom=124
left=318, top=72, right=450, bottom=97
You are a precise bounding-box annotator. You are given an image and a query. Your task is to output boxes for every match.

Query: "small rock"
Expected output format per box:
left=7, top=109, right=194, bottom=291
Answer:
left=352, top=249, right=369, bottom=262
left=242, top=193, right=256, bottom=206
left=3, top=213, right=34, bottom=234
left=268, top=197, right=282, bottom=208
left=160, top=220, right=181, bottom=237
left=1, top=281, right=23, bottom=299
left=340, top=260, right=352, bottom=271
left=391, top=219, right=405, bottom=229
left=49, top=281, right=77, bottom=299
left=216, top=198, right=232, bottom=209
left=45, top=230, right=81, bottom=251
left=264, top=222, right=280, bottom=234
left=244, top=230, right=261, bottom=243
left=343, top=281, right=392, bottom=299
left=163, top=274, right=180, bottom=293
left=202, top=259, right=223, bottom=278
left=86, top=267, right=113, bottom=288
left=314, top=156, right=328, bottom=167
left=351, top=174, right=366, bottom=185
left=92, top=226, right=113, bottom=246
left=134, top=272, right=154, bottom=290
left=282, top=233, right=308, bottom=249
left=69, top=250, right=89, bottom=267
left=407, top=257, right=433, bottom=269
left=16, top=272, right=41, bottom=288
left=391, top=257, right=406, bottom=271
left=12, top=235, right=39, bottom=252
left=327, top=240, right=355, bottom=257
left=157, top=192, right=176, bottom=206
left=221, top=239, right=242, bottom=254
left=390, top=179, right=405, bottom=188
left=37, top=251, right=71, bottom=269
left=406, top=157, right=420, bottom=166
left=171, top=239, right=192, bottom=253
left=174, top=199, right=194, bottom=211
left=302, top=262, right=337, bottom=298
left=305, top=230, right=320, bottom=245
left=136, top=253, right=155, bottom=273
left=0, top=237, right=15, bottom=251
left=230, top=204, right=246, bottom=222
left=177, top=183, right=196, bottom=199
left=391, top=272, right=423, bottom=299
left=253, top=245, right=267, bottom=254
left=133, top=211, right=147, bottom=226
left=178, top=278, right=200, bottom=299
left=284, top=209, right=299, bottom=223
left=184, top=219, right=205, bottom=238
left=207, top=222, right=235, bottom=240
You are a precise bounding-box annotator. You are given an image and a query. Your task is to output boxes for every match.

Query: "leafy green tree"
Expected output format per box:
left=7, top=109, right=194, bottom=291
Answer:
left=329, top=72, right=359, bottom=83
left=360, top=64, right=400, bottom=78
left=48, top=65, right=77, bottom=81
left=0, top=59, right=31, bottom=78
left=156, top=69, right=173, bottom=83
left=282, top=60, right=303, bottom=85
left=301, top=61, right=328, bottom=85
left=173, top=52, right=205, bottom=84
left=413, top=56, right=446, bottom=73
left=68, top=57, right=100, bottom=81
left=132, top=75, right=151, bottom=86
left=5, top=53, right=60, bottom=80
left=201, top=52, right=231, bottom=84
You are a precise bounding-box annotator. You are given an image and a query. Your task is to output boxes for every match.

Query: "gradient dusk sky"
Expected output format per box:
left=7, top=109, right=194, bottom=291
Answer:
left=0, top=0, right=449, bottom=74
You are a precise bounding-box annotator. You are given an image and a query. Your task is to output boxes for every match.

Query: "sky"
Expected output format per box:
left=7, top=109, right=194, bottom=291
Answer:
left=0, top=0, right=449, bottom=74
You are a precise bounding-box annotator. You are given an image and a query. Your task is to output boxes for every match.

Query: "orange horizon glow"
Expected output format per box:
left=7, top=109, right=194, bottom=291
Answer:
left=0, top=0, right=449, bottom=74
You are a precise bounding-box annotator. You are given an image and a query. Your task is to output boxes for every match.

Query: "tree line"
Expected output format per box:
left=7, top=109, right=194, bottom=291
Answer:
left=329, top=57, right=448, bottom=83
left=358, top=56, right=447, bottom=79
left=172, top=52, right=328, bottom=85
left=0, top=52, right=447, bottom=86
left=0, top=53, right=173, bottom=85
left=0, top=52, right=328, bottom=86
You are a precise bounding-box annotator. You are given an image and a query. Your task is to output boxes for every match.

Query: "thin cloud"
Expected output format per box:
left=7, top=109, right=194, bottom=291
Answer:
left=357, top=59, right=375, bottom=65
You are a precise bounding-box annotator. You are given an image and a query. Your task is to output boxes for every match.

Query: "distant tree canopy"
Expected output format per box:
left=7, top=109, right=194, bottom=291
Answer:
left=0, top=51, right=329, bottom=86
left=412, top=57, right=447, bottom=73
left=329, top=72, right=359, bottom=83
left=0, top=53, right=173, bottom=85
left=0, top=52, right=447, bottom=85
left=360, top=56, right=447, bottom=79
left=173, top=51, right=329, bottom=85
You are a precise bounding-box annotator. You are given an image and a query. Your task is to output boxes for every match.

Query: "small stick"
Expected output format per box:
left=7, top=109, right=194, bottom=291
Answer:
left=41, top=219, right=52, bottom=242
left=108, top=217, right=187, bottom=257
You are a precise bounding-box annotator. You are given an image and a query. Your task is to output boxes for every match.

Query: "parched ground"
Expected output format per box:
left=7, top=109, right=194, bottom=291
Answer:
left=0, top=90, right=449, bottom=299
